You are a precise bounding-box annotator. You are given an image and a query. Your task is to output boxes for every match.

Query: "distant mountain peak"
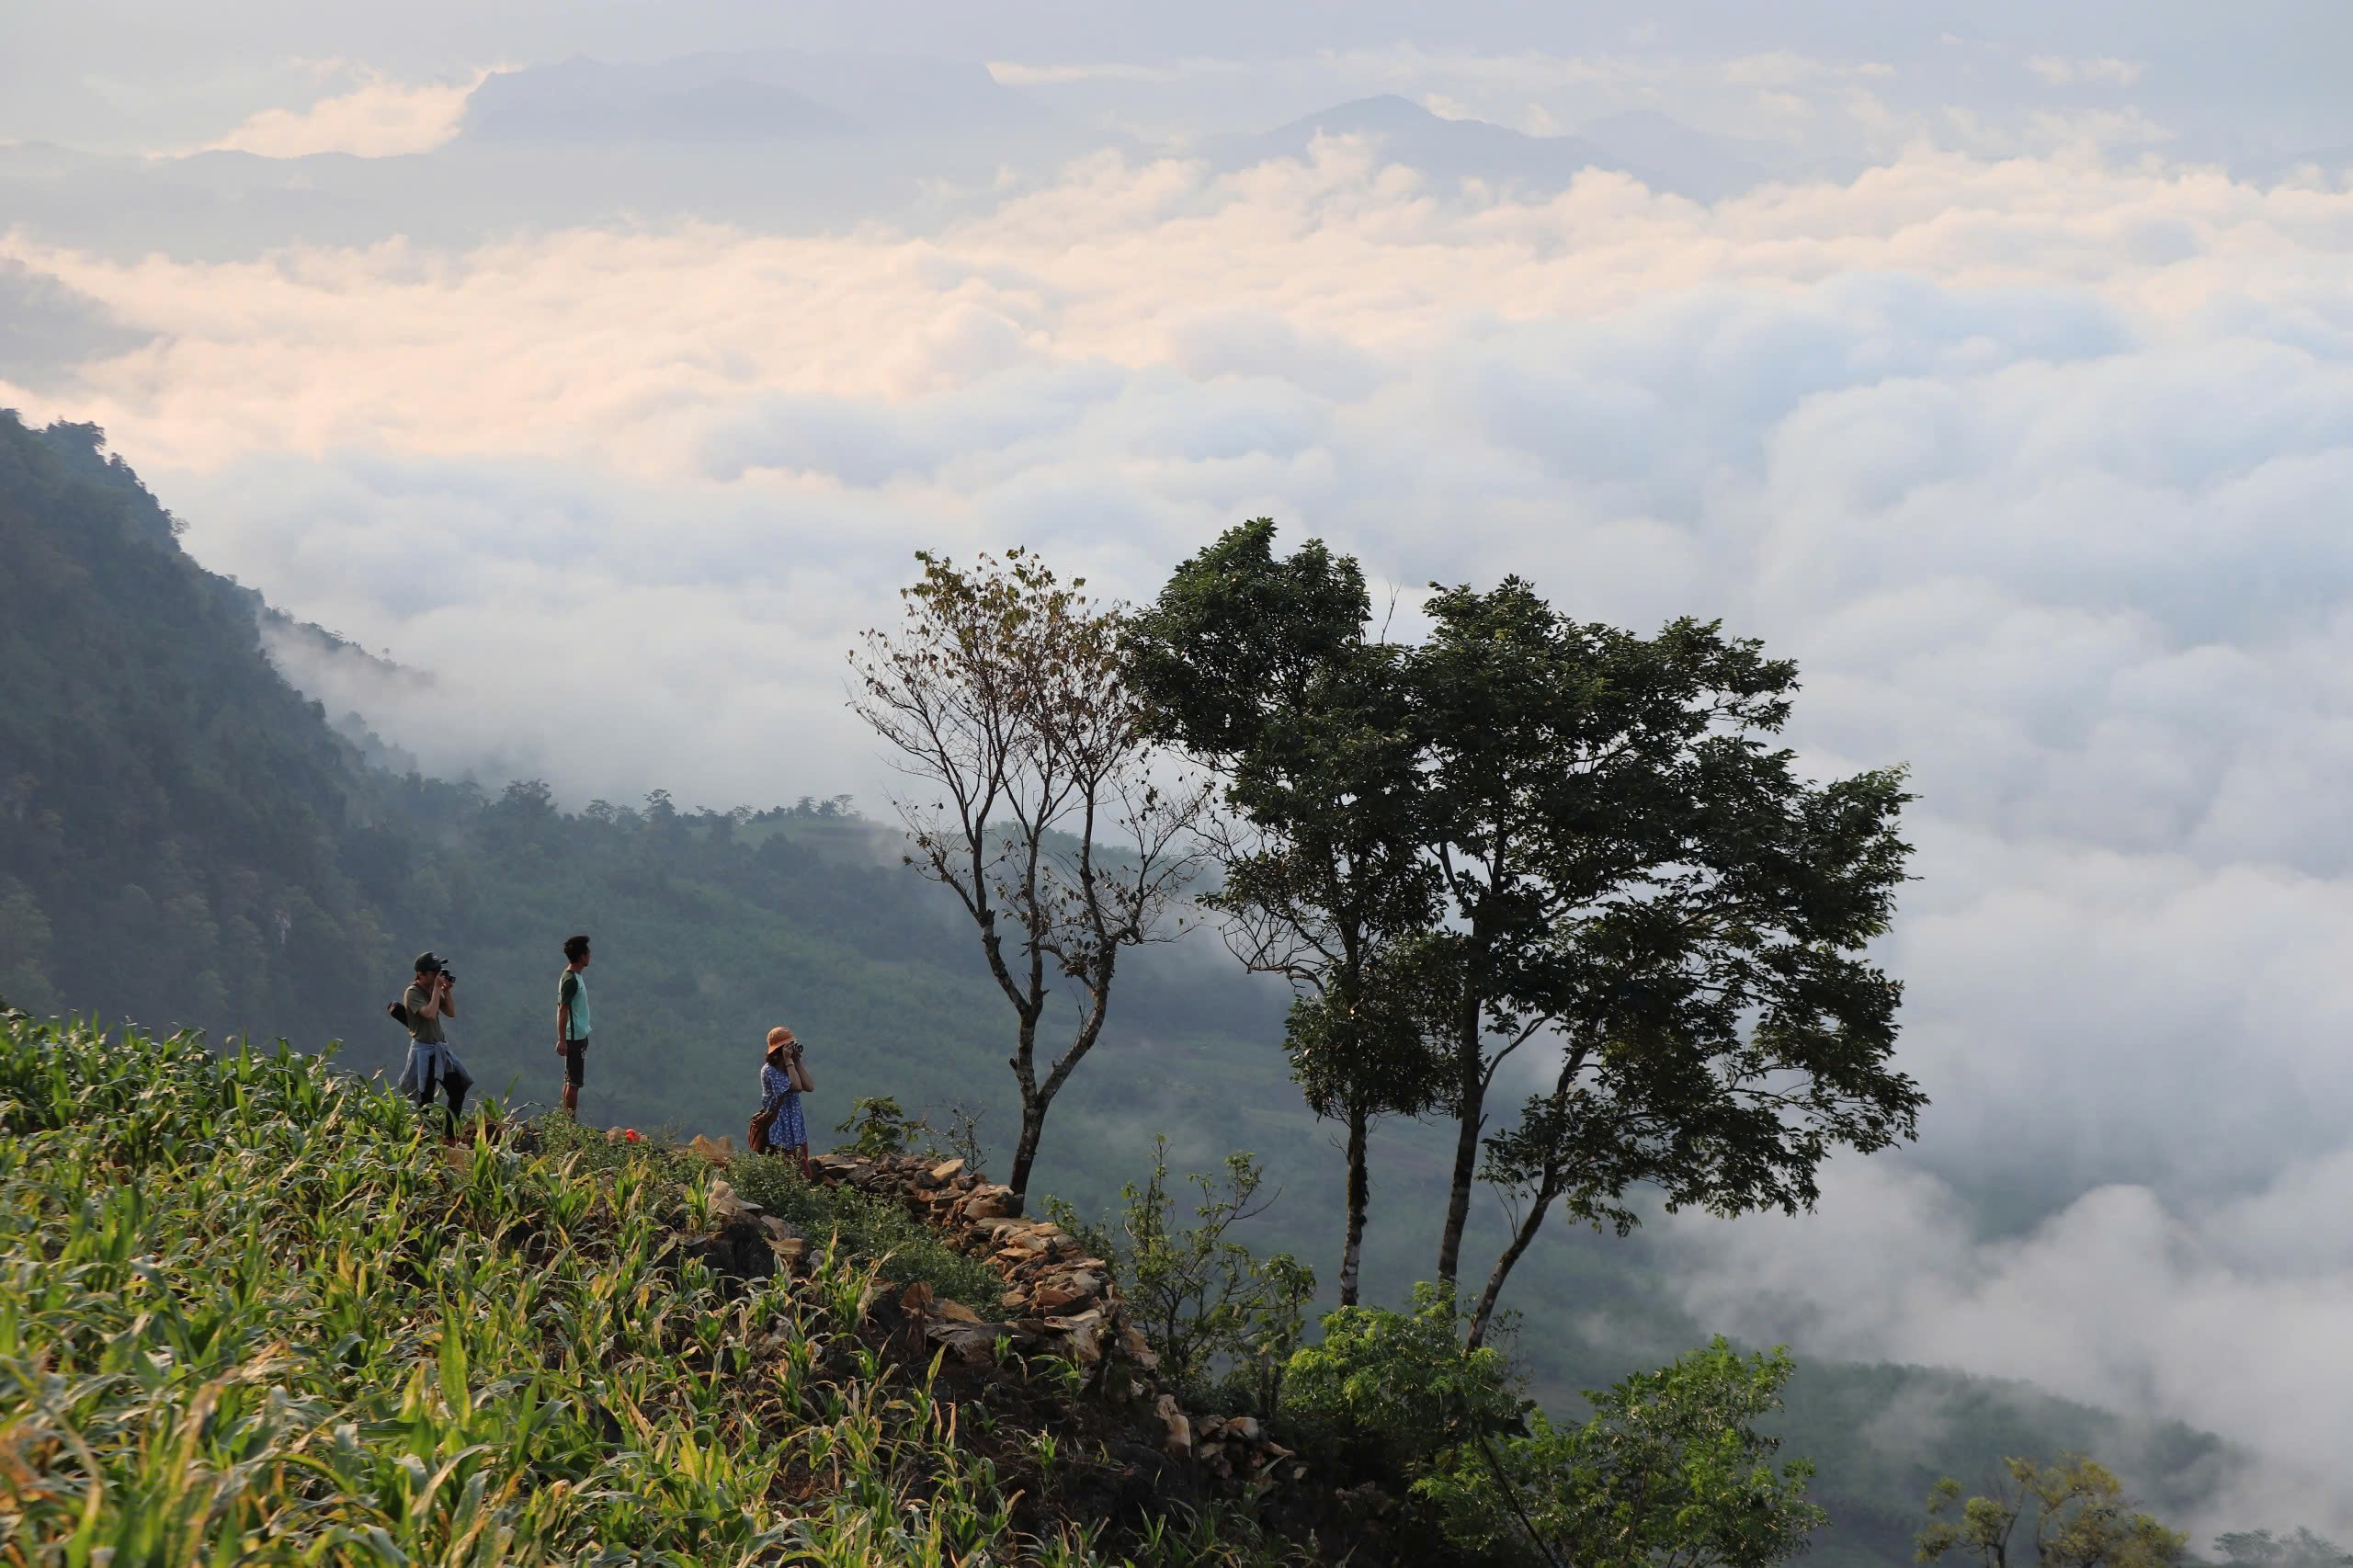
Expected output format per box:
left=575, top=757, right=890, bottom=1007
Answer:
left=458, top=49, right=1052, bottom=146
left=461, top=61, right=858, bottom=144
left=1204, top=95, right=1654, bottom=193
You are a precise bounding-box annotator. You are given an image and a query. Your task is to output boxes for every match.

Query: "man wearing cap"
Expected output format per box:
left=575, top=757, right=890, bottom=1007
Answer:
left=398, top=952, right=472, bottom=1136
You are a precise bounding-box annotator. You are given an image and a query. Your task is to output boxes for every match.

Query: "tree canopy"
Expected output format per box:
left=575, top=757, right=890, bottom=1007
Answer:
left=1131, top=518, right=1445, bottom=1304
left=1134, top=519, right=1924, bottom=1346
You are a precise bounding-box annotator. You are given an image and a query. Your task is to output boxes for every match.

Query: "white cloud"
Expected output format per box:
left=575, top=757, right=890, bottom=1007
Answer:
left=8, top=142, right=2353, bottom=1513
left=199, top=65, right=486, bottom=158
left=1657, top=1153, right=2353, bottom=1536
left=2027, top=54, right=2147, bottom=89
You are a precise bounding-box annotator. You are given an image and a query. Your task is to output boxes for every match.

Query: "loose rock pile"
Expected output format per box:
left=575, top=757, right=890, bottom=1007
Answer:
left=645, top=1132, right=1401, bottom=1558
left=739, top=1145, right=1307, bottom=1491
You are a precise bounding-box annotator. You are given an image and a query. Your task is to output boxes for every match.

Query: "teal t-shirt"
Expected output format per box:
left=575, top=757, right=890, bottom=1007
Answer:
left=558, top=968, right=592, bottom=1040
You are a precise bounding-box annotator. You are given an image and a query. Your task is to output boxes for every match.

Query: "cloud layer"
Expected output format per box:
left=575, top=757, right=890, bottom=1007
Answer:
left=7, top=138, right=2353, bottom=1517
left=201, top=65, right=486, bottom=158
left=1659, top=1150, right=2353, bottom=1535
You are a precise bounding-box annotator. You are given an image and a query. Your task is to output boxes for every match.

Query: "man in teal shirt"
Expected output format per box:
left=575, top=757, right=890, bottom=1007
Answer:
left=555, top=933, right=592, bottom=1117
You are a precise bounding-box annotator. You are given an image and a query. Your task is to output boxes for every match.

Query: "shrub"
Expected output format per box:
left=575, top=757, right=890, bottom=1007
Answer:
left=1047, top=1138, right=1316, bottom=1407
left=1280, top=1281, right=1522, bottom=1484
left=834, top=1093, right=988, bottom=1171
left=1418, top=1338, right=1825, bottom=1568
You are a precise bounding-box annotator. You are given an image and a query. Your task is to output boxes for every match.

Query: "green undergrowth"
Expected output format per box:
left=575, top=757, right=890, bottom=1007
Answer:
left=0, top=1017, right=1302, bottom=1565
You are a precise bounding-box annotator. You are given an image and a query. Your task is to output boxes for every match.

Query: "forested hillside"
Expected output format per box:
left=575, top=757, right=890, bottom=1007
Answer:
left=0, top=409, right=2262, bottom=1564
left=0, top=414, right=390, bottom=1030
left=0, top=410, right=1278, bottom=1144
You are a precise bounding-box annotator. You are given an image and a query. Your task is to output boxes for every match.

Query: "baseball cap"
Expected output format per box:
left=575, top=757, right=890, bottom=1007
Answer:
left=414, top=951, right=446, bottom=974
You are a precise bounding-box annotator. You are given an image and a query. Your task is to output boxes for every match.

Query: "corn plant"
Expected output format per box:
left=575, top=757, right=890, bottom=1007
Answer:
left=0, top=1017, right=1313, bottom=1566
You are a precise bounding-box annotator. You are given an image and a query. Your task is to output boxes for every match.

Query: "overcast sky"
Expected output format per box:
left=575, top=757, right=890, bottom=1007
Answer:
left=7, top=0, right=2353, bottom=1533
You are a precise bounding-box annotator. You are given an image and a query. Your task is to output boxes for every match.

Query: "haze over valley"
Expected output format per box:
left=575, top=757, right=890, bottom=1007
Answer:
left=6, top=2, right=2353, bottom=1557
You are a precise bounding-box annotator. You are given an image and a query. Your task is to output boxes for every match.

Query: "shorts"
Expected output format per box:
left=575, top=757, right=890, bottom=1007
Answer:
left=563, top=1035, right=589, bottom=1087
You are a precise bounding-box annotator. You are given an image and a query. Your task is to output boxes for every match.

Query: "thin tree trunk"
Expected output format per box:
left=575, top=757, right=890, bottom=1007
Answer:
left=1004, top=1004, right=1044, bottom=1209
left=1436, top=1107, right=1481, bottom=1287
left=1435, top=1009, right=1485, bottom=1286
left=1007, top=954, right=1117, bottom=1209
left=1465, top=1179, right=1558, bottom=1349
left=1006, top=1095, right=1050, bottom=1213
left=1339, top=1100, right=1370, bottom=1307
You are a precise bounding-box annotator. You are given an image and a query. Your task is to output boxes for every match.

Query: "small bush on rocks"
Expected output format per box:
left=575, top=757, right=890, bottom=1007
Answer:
left=834, top=1093, right=987, bottom=1170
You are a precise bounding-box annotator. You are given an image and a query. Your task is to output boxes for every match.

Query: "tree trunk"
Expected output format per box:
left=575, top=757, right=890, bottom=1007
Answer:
left=1339, top=1100, right=1370, bottom=1307
left=1435, top=1030, right=1485, bottom=1286
left=1006, top=960, right=1117, bottom=1212
left=1004, top=1002, right=1047, bottom=1210
left=1465, top=1181, right=1556, bottom=1349
left=1005, top=1092, right=1051, bottom=1214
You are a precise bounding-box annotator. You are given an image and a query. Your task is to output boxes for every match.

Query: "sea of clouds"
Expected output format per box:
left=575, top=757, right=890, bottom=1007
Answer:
left=7, top=124, right=2353, bottom=1526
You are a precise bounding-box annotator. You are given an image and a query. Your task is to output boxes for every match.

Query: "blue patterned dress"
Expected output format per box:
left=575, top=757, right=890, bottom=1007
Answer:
left=759, top=1059, right=806, bottom=1151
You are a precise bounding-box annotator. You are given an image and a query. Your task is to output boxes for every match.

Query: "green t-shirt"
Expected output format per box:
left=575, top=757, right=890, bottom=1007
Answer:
left=558, top=968, right=592, bottom=1040
left=402, top=982, right=445, bottom=1045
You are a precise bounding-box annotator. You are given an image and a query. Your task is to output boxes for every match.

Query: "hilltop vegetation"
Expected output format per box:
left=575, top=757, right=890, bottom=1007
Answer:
left=0, top=1013, right=1322, bottom=1563
left=3, top=1015, right=2278, bottom=1568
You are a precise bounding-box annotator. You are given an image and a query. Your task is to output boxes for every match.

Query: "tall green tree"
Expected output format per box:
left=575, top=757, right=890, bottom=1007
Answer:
left=1138, top=520, right=1924, bottom=1346
left=1408, top=578, right=1921, bottom=1345
left=850, top=550, right=1209, bottom=1205
left=1130, top=520, right=1447, bottom=1304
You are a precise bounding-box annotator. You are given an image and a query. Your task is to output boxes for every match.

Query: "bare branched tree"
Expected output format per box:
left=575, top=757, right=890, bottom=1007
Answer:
left=850, top=549, right=1211, bottom=1206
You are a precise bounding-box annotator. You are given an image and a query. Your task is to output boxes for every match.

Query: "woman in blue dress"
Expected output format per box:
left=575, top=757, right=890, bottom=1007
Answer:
left=758, top=1025, right=814, bottom=1176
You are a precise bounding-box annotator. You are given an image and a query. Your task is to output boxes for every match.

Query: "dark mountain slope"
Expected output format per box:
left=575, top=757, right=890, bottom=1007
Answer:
left=0, top=413, right=388, bottom=1032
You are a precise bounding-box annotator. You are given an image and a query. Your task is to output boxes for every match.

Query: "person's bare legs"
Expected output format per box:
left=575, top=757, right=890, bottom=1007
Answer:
left=559, top=1038, right=583, bottom=1118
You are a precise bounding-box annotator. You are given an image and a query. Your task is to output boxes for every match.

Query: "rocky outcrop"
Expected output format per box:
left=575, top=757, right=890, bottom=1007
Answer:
left=647, top=1133, right=1396, bottom=1558
left=802, top=1149, right=1303, bottom=1493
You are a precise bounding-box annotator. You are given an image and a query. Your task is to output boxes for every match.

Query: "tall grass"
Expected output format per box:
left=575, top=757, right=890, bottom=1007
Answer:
left=0, top=1017, right=1296, bottom=1564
